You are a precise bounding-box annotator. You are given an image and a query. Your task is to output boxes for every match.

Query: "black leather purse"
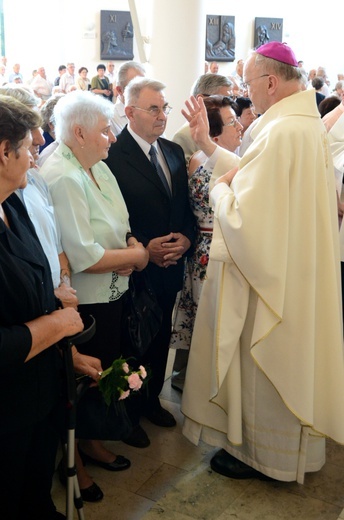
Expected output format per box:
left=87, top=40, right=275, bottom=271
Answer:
left=122, top=270, right=163, bottom=358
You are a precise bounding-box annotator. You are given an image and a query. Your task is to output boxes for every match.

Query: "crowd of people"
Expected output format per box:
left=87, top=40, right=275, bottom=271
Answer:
left=2, top=42, right=344, bottom=519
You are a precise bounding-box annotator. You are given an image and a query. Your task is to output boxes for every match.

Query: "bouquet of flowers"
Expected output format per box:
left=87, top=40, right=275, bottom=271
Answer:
left=98, top=357, right=148, bottom=407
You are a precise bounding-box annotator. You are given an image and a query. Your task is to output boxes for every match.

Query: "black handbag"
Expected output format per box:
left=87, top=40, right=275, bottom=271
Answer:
left=122, top=270, right=163, bottom=358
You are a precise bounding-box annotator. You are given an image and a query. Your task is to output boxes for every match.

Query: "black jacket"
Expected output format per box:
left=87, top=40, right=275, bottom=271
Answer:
left=104, top=126, right=196, bottom=296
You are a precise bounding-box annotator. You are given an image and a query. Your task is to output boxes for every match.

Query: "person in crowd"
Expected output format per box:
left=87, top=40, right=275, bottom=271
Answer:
left=173, top=74, right=233, bottom=165
left=91, top=64, right=113, bottom=100
left=30, top=66, right=53, bottom=101
left=318, top=95, right=341, bottom=118
left=0, top=94, right=101, bottom=520
left=332, top=80, right=344, bottom=99
left=180, top=41, right=344, bottom=484
left=170, top=95, right=242, bottom=392
left=306, top=68, right=317, bottom=88
left=41, top=90, right=149, bottom=494
left=105, top=61, right=116, bottom=90
left=104, top=77, right=196, bottom=446
left=76, top=66, right=91, bottom=91
left=59, top=62, right=76, bottom=93
left=111, top=61, right=146, bottom=135
left=0, top=64, right=6, bottom=84
left=312, top=76, right=326, bottom=107
left=26, top=69, right=38, bottom=85
left=233, top=96, right=257, bottom=136
left=54, top=64, right=66, bottom=87
left=209, top=61, right=219, bottom=74
left=316, top=66, right=331, bottom=96
left=39, top=94, right=64, bottom=152
left=8, top=62, right=23, bottom=82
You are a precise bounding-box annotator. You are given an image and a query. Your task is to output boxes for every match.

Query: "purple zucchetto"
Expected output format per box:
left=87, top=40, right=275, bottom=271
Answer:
left=256, top=41, right=298, bottom=67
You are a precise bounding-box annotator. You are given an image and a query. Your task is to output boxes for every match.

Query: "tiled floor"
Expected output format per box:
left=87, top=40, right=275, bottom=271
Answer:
left=52, top=352, right=344, bottom=520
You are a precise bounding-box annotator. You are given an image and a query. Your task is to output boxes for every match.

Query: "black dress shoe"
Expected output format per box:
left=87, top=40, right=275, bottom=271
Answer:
left=79, top=449, right=131, bottom=471
left=57, top=458, right=104, bottom=502
left=210, top=449, right=272, bottom=480
left=80, top=482, right=104, bottom=502
left=122, top=424, right=150, bottom=448
left=144, top=407, right=177, bottom=427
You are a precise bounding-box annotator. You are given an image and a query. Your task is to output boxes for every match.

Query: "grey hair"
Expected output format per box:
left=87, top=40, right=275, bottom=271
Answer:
left=253, top=52, right=302, bottom=82
left=40, top=94, right=64, bottom=132
left=53, top=90, right=115, bottom=143
left=0, top=85, right=40, bottom=109
left=125, top=77, right=166, bottom=106
left=116, top=61, right=146, bottom=90
left=191, top=74, right=233, bottom=97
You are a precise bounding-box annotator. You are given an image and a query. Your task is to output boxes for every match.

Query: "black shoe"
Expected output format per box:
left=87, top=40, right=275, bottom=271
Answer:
left=79, top=449, right=131, bottom=471
left=144, top=407, right=176, bottom=427
left=80, top=482, right=104, bottom=502
left=122, top=424, right=150, bottom=448
left=210, top=449, right=272, bottom=480
left=57, top=458, right=104, bottom=501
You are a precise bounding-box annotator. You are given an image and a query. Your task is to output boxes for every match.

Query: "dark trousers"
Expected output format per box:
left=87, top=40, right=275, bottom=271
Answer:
left=140, top=290, right=177, bottom=412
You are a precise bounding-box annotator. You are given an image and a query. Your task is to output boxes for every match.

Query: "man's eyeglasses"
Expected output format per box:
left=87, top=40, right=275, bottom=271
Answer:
left=223, top=117, right=241, bottom=127
left=242, top=74, right=269, bottom=90
left=131, top=105, right=173, bottom=117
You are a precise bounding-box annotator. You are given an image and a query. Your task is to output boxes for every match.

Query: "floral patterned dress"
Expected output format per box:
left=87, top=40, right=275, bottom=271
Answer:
left=170, top=165, right=213, bottom=350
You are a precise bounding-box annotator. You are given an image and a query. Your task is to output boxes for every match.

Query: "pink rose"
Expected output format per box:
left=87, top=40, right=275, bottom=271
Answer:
left=119, top=389, right=130, bottom=400
left=128, top=373, right=143, bottom=391
left=122, top=362, right=130, bottom=374
left=139, top=365, right=147, bottom=379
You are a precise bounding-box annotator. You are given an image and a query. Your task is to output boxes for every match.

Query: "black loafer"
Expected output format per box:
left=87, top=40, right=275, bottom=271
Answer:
left=80, top=482, right=104, bottom=502
left=210, top=449, right=272, bottom=480
left=122, top=425, right=150, bottom=448
left=79, top=449, right=131, bottom=472
left=144, top=407, right=176, bottom=427
left=57, top=458, right=104, bottom=501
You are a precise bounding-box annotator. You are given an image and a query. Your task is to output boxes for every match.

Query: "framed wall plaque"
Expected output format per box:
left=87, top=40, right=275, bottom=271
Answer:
left=205, top=15, right=235, bottom=62
left=100, top=11, right=134, bottom=61
left=254, top=18, right=283, bottom=49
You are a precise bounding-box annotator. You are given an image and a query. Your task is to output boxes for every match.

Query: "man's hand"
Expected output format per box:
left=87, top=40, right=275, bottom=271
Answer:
left=55, top=282, right=78, bottom=309
left=161, top=233, right=191, bottom=267
left=181, top=96, right=217, bottom=157
left=147, top=233, right=191, bottom=268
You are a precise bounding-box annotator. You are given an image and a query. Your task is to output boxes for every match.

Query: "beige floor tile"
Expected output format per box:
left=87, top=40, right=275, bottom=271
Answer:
left=326, top=438, right=344, bottom=467
left=297, top=460, right=344, bottom=508
left=147, top=467, right=253, bottom=520
left=216, top=480, right=341, bottom=520
left=137, top=463, right=188, bottom=501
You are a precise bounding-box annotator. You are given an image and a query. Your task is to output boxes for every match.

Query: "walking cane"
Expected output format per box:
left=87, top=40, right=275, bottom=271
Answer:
left=59, top=314, right=96, bottom=520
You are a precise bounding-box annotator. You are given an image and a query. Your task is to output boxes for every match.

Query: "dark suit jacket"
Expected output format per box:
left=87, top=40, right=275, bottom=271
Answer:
left=0, top=193, right=61, bottom=434
left=104, top=126, right=196, bottom=296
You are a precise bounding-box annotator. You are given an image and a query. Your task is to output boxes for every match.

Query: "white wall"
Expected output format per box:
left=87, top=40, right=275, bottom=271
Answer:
left=3, top=0, right=342, bottom=138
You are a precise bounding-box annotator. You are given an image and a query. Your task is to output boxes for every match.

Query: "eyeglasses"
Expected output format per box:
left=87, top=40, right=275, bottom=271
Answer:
left=242, top=74, right=269, bottom=90
left=131, top=105, right=173, bottom=117
left=223, top=117, right=240, bottom=127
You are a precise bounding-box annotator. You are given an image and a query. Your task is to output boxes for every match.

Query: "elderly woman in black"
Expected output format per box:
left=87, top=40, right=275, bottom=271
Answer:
left=0, top=96, right=101, bottom=520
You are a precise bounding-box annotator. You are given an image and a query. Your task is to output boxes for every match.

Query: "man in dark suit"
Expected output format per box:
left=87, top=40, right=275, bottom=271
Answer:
left=104, top=77, right=196, bottom=444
